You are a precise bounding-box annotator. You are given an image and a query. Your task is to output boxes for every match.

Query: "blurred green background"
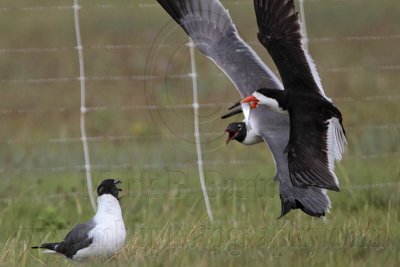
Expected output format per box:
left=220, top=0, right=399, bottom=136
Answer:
left=0, top=0, right=399, bottom=266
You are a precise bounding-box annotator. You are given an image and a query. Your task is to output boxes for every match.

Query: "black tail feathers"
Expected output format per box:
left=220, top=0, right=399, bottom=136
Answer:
left=31, top=242, right=59, bottom=251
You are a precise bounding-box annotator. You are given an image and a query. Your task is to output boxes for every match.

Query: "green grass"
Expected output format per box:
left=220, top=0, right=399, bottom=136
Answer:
left=0, top=0, right=400, bottom=266
left=1, top=168, right=400, bottom=266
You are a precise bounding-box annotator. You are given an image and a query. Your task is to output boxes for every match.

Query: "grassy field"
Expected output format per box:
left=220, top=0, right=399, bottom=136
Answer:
left=0, top=0, right=399, bottom=266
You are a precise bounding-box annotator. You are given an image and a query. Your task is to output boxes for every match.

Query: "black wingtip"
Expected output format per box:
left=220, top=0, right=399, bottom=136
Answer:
left=31, top=242, right=60, bottom=251
left=278, top=197, right=293, bottom=219
left=318, top=183, right=340, bottom=192
left=331, top=186, right=340, bottom=192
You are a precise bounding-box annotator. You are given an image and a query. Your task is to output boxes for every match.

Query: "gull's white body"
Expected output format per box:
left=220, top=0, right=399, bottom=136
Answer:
left=73, top=195, right=126, bottom=260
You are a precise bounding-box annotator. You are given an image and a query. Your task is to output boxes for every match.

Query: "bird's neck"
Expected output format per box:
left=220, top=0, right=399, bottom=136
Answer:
left=95, top=194, right=122, bottom=219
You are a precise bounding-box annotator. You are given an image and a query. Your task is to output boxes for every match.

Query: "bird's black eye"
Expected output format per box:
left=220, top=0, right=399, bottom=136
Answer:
left=237, top=124, right=241, bottom=129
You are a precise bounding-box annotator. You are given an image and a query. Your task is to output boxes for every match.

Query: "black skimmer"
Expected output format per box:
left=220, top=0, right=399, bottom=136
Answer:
left=239, top=0, right=347, bottom=192
left=157, top=0, right=332, bottom=217
left=32, top=179, right=126, bottom=260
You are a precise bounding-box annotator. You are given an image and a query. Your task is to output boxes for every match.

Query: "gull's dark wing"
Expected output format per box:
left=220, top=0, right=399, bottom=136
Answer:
left=157, top=0, right=283, bottom=97
left=55, top=221, right=95, bottom=258
left=253, top=0, right=329, bottom=99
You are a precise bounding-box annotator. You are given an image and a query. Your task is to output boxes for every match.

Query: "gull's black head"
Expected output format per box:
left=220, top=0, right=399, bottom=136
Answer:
left=225, top=122, right=247, bottom=144
left=97, top=179, right=122, bottom=199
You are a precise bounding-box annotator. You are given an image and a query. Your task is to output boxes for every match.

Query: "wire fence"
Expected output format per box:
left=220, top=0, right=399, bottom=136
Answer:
left=0, top=150, right=399, bottom=176
left=0, top=179, right=398, bottom=204
left=0, top=122, right=399, bottom=146
left=0, top=0, right=399, bottom=202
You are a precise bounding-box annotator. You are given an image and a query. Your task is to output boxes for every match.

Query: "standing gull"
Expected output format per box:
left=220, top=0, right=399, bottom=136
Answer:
left=32, top=179, right=126, bottom=260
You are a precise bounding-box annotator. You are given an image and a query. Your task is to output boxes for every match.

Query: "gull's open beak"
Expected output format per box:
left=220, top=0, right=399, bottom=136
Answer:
left=225, top=128, right=239, bottom=145
left=242, top=95, right=259, bottom=109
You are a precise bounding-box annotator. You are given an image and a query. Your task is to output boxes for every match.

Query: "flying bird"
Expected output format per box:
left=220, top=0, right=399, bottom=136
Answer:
left=239, top=0, right=347, bottom=192
left=157, top=0, right=332, bottom=217
left=32, top=179, right=126, bottom=260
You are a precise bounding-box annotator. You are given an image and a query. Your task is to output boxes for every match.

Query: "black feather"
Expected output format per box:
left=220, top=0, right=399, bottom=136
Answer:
left=32, top=222, right=95, bottom=259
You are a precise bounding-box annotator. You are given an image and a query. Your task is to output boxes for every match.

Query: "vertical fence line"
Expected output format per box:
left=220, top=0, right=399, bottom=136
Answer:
left=188, top=38, right=214, bottom=223
left=73, top=0, right=96, bottom=211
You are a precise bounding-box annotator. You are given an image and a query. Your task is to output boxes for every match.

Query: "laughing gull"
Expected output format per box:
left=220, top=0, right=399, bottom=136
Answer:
left=32, top=179, right=126, bottom=260
left=157, top=0, right=333, bottom=217
left=225, top=121, right=263, bottom=145
left=240, top=0, right=347, bottom=191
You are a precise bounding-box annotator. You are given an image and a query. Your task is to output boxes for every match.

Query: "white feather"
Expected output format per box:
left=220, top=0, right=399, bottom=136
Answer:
left=326, top=118, right=347, bottom=187
left=319, top=188, right=332, bottom=214
left=241, top=102, right=252, bottom=131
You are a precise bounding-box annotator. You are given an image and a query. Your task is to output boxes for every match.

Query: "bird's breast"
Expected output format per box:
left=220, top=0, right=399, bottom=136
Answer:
left=241, top=130, right=263, bottom=145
